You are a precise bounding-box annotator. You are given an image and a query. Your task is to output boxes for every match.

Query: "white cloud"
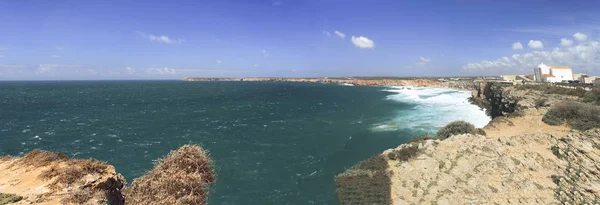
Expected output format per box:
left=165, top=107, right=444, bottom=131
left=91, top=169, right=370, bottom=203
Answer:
left=51, top=54, right=61, bottom=58
left=322, top=30, right=331, bottom=36
left=334, top=30, right=346, bottom=39
left=147, top=67, right=177, bottom=75
left=261, top=49, right=269, bottom=57
left=272, top=1, right=282, bottom=6
left=561, top=38, right=574, bottom=47
left=574, top=32, right=588, bottom=41
left=0, top=47, right=6, bottom=51
left=216, top=60, right=222, bottom=64
left=35, top=64, right=81, bottom=74
left=416, top=57, right=431, bottom=66
left=253, top=64, right=259, bottom=68
left=125, top=67, right=136, bottom=75
left=512, top=42, right=523, bottom=50
left=291, top=69, right=296, bottom=72
left=528, top=40, right=544, bottom=49
left=462, top=40, right=600, bottom=73
left=351, top=36, right=375, bottom=49
left=137, top=32, right=184, bottom=44
left=55, top=46, right=64, bottom=50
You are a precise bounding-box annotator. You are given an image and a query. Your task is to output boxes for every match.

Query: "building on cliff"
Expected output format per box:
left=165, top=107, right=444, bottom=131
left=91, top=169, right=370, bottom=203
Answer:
left=534, top=63, right=574, bottom=83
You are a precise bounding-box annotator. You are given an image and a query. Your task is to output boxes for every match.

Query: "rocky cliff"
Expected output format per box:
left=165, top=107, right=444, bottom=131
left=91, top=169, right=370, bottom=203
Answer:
left=0, top=150, right=125, bottom=205
left=336, top=84, right=600, bottom=205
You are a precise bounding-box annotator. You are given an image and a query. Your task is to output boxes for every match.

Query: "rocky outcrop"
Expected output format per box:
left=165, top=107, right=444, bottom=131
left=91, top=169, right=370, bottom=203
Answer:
left=470, top=82, right=519, bottom=119
left=0, top=151, right=125, bottom=205
left=384, top=128, right=600, bottom=205
left=337, top=84, right=600, bottom=204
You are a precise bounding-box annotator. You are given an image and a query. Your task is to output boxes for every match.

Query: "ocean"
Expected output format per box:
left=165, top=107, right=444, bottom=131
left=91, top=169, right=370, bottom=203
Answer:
left=0, top=81, right=489, bottom=204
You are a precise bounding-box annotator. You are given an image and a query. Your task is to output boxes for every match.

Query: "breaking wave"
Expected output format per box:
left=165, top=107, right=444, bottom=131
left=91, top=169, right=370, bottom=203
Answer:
left=372, top=86, right=490, bottom=133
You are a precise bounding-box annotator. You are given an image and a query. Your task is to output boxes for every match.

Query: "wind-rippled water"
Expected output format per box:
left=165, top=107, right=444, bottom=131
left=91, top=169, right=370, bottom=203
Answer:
left=0, top=81, right=488, bottom=204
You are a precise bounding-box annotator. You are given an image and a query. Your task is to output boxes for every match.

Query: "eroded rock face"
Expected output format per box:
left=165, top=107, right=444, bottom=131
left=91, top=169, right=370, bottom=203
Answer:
left=0, top=154, right=126, bottom=205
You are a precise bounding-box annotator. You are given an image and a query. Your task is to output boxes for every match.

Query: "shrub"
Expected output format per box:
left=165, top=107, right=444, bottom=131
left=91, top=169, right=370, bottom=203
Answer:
left=335, top=155, right=391, bottom=205
left=436, top=121, right=480, bottom=139
left=387, top=145, right=419, bottom=162
left=535, top=97, right=548, bottom=108
left=542, top=101, right=600, bottom=131
left=0, top=193, right=23, bottom=205
left=583, top=88, right=600, bottom=105
left=516, top=84, right=587, bottom=97
left=15, top=149, right=68, bottom=168
left=408, top=133, right=436, bottom=144
left=126, top=144, right=215, bottom=205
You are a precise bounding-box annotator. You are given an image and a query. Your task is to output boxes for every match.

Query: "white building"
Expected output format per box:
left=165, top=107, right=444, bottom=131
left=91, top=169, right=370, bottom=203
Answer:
left=533, top=63, right=574, bottom=83
left=581, top=76, right=598, bottom=84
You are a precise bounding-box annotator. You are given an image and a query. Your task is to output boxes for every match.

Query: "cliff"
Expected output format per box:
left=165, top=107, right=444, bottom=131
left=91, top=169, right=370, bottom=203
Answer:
left=0, top=144, right=214, bottom=205
left=336, top=84, right=600, bottom=204
left=0, top=150, right=125, bottom=205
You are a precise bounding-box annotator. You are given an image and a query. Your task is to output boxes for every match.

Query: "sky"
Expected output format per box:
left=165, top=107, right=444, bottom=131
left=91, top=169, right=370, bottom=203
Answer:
left=1, top=0, right=600, bottom=80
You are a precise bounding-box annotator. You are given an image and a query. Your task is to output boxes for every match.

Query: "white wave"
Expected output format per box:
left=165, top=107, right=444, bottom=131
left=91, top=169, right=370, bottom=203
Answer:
left=375, top=86, right=490, bottom=132
left=340, top=83, right=355, bottom=86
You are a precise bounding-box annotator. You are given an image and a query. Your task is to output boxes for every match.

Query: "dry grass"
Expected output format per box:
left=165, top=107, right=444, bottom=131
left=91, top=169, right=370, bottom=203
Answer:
left=39, top=158, right=109, bottom=190
left=387, top=145, right=420, bottom=162
left=9, top=149, right=68, bottom=168
left=0, top=156, right=13, bottom=162
left=126, top=144, right=215, bottom=205
left=335, top=155, right=391, bottom=205
left=0, top=193, right=23, bottom=205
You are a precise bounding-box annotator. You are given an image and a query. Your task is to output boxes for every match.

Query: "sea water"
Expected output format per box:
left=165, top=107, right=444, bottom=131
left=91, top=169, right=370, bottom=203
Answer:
left=0, top=81, right=489, bottom=204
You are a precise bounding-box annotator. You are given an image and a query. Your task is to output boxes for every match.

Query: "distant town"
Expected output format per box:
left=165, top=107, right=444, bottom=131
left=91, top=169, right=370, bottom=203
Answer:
left=491, top=63, right=597, bottom=85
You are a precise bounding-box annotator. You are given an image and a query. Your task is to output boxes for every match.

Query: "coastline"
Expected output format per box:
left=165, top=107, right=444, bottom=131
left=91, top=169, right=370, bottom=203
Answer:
left=335, top=82, right=600, bottom=204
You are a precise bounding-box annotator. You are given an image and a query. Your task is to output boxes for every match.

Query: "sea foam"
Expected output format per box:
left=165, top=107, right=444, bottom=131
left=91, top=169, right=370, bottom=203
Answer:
left=373, top=86, right=490, bottom=133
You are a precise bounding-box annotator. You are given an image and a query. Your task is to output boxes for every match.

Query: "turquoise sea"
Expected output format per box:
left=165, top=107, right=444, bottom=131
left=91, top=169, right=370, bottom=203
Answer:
left=0, top=81, right=489, bottom=204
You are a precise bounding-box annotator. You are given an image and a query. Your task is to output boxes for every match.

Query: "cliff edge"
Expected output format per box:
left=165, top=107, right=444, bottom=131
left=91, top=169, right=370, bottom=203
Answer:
left=336, top=83, right=600, bottom=204
left=0, top=150, right=125, bottom=205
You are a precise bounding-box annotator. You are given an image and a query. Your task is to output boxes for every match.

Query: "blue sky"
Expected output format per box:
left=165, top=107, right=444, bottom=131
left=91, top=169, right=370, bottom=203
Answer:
left=1, top=0, right=600, bottom=80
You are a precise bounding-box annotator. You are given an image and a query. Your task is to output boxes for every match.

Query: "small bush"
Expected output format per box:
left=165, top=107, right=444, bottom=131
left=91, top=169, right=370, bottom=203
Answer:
left=436, top=121, right=480, bottom=139
left=0, top=193, right=23, bottom=205
left=126, top=144, right=215, bottom=205
left=387, top=146, right=419, bottom=162
left=535, top=97, right=549, bottom=108
left=542, top=101, right=600, bottom=130
left=517, top=84, right=587, bottom=97
left=583, top=88, right=600, bottom=105
left=335, top=155, right=391, bottom=205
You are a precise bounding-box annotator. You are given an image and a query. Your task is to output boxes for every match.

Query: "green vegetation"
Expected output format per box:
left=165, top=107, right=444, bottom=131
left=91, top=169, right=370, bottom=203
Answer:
left=335, top=120, right=484, bottom=205
left=0, top=193, right=22, bottom=205
left=583, top=87, right=600, bottom=105
left=542, top=101, right=600, bottom=131
left=335, top=155, right=391, bottom=205
left=127, top=144, right=215, bottom=205
left=436, top=121, right=483, bottom=139
left=387, top=145, right=420, bottom=162
left=516, top=84, right=587, bottom=97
